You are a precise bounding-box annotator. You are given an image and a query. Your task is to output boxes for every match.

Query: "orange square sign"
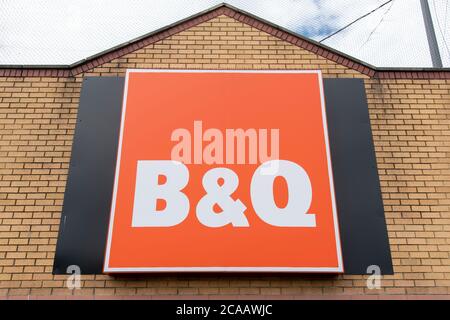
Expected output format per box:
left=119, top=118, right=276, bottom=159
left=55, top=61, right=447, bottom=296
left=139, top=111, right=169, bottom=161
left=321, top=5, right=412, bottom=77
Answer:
left=104, top=70, right=343, bottom=273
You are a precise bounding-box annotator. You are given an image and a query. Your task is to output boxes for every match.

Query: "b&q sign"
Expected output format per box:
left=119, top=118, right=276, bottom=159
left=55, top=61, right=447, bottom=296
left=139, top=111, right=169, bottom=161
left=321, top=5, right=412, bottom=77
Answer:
left=104, top=70, right=343, bottom=273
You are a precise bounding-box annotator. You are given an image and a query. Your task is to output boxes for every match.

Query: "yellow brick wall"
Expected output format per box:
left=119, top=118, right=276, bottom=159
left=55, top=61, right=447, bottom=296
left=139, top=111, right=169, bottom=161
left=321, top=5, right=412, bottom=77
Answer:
left=0, top=15, right=449, bottom=297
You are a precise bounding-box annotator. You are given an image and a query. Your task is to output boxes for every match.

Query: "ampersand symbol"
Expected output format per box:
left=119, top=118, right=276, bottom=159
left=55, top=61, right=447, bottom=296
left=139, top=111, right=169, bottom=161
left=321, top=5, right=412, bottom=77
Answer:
left=196, top=167, right=248, bottom=227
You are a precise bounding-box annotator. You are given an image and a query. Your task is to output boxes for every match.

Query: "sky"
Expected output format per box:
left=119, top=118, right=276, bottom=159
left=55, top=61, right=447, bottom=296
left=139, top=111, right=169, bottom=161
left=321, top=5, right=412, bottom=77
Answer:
left=0, top=0, right=448, bottom=68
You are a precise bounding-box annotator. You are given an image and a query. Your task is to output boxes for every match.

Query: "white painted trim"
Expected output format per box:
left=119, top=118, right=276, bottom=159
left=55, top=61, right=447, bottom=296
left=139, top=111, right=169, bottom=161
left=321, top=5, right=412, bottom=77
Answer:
left=316, top=70, right=344, bottom=273
left=104, top=69, right=344, bottom=273
left=120, top=69, right=327, bottom=74
left=103, top=267, right=342, bottom=273
left=103, top=69, right=132, bottom=272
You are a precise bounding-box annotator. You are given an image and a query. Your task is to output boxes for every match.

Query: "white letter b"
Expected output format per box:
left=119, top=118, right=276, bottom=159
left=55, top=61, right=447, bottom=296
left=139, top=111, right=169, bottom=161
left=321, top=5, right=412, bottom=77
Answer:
left=132, top=160, right=189, bottom=227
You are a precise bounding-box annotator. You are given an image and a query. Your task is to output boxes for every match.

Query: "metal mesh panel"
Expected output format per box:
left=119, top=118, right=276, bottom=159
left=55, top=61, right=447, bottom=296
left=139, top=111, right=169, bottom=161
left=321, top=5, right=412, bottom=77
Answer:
left=0, top=0, right=448, bottom=67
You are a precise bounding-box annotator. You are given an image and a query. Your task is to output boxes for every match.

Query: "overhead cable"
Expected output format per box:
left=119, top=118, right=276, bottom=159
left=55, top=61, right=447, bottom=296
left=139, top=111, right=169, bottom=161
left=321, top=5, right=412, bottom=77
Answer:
left=319, top=0, right=393, bottom=43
